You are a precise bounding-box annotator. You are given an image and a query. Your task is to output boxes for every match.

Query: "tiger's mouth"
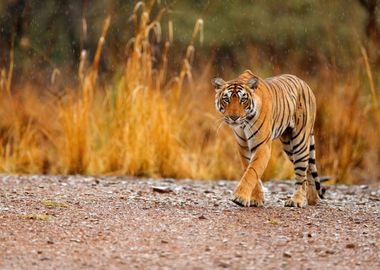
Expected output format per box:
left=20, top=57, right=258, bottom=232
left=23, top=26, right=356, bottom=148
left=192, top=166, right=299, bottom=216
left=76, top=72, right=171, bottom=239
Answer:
left=224, top=116, right=246, bottom=127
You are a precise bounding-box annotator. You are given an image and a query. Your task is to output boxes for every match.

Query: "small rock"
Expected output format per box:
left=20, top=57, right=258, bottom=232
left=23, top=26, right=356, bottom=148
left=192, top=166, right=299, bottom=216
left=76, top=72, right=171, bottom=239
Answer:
left=70, top=238, right=81, bottom=243
left=163, top=179, right=175, bottom=183
left=218, top=261, right=230, bottom=268
left=346, top=243, right=355, bottom=249
left=283, top=251, right=292, bottom=258
left=47, top=240, right=54, bottom=245
left=278, top=184, right=289, bottom=192
left=152, top=186, right=173, bottom=194
left=161, top=240, right=168, bottom=244
left=198, top=215, right=207, bottom=220
left=319, top=252, right=328, bottom=257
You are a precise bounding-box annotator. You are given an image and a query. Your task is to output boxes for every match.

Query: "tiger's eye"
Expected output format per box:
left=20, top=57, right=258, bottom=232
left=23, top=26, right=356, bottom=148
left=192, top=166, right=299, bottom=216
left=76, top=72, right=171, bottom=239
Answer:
left=240, top=97, right=248, bottom=103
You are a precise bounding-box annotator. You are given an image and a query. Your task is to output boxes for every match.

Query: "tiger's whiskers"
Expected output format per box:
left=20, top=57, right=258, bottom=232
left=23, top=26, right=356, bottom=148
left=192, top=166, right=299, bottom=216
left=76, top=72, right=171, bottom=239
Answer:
left=215, top=118, right=226, bottom=136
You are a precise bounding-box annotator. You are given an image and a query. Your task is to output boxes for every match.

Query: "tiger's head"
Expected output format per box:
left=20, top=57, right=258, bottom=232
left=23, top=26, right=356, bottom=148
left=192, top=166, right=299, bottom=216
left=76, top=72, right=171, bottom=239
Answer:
left=212, top=70, right=260, bottom=127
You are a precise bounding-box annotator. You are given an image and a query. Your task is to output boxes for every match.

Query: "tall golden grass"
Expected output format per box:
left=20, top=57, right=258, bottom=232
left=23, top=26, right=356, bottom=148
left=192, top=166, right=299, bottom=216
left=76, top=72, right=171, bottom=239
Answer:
left=0, top=1, right=379, bottom=183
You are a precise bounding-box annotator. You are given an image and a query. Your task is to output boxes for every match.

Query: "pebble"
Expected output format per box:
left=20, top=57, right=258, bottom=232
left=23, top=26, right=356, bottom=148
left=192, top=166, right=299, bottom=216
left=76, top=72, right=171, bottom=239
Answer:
left=283, top=251, right=292, bottom=258
left=152, top=186, right=173, bottom=194
left=218, top=261, right=230, bottom=268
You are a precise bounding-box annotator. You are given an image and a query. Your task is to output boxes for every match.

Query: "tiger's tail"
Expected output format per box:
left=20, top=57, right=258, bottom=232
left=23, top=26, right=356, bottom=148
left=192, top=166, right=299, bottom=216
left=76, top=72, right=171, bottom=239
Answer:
left=308, top=134, right=325, bottom=199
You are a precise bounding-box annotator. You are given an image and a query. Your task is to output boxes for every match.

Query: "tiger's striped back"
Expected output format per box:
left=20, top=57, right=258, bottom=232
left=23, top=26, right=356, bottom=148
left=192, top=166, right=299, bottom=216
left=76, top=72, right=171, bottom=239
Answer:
left=264, top=74, right=316, bottom=140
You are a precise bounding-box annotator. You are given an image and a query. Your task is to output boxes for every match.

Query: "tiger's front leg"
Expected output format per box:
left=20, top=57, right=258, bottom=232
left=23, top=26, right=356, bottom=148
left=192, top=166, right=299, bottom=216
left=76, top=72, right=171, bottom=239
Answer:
left=232, top=143, right=271, bottom=207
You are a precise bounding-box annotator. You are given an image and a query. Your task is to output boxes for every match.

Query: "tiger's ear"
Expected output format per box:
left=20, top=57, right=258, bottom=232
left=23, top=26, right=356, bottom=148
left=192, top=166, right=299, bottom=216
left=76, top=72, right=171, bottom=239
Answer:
left=211, top=77, right=225, bottom=91
left=247, top=76, right=259, bottom=91
left=239, top=69, right=254, bottom=81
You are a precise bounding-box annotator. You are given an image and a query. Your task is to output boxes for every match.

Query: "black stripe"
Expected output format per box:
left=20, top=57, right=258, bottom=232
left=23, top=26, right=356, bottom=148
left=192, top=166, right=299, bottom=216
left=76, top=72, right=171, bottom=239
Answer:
left=272, top=85, right=280, bottom=125
left=233, top=130, right=245, bottom=141
left=272, top=88, right=285, bottom=137
left=310, top=144, right=315, bottom=151
left=250, top=136, right=269, bottom=153
left=292, top=127, right=303, bottom=140
left=309, top=158, right=316, bottom=164
left=282, top=100, right=292, bottom=129
left=237, top=140, right=249, bottom=149
left=315, top=181, right=321, bottom=190
left=248, top=114, right=266, bottom=140
left=292, top=132, right=306, bottom=152
left=294, top=153, right=309, bottom=164
left=246, top=110, right=255, bottom=121
left=292, top=143, right=308, bottom=156
left=295, top=180, right=306, bottom=185
left=295, top=166, right=307, bottom=171
left=239, top=144, right=249, bottom=150
left=279, top=93, right=287, bottom=126
left=311, top=171, right=318, bottom=178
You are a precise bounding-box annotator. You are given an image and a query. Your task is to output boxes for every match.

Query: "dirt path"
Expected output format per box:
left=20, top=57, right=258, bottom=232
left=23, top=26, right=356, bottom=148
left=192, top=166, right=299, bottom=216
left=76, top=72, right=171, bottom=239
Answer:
left=0, top=176, right=379, bottom=269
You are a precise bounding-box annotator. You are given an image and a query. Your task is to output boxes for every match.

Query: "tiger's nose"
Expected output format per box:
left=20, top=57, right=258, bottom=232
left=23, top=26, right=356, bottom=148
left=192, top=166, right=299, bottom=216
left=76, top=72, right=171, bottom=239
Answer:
left=230, top=115, right=239, bottom=121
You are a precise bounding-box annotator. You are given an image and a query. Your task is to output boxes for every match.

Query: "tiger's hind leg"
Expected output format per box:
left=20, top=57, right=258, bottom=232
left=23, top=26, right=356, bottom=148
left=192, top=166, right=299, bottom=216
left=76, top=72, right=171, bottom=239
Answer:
left=282, top=134, right=309, bottom=208
left=306, top=171, right=319, bottom=206
left=306, top=134, right=322, bottom=205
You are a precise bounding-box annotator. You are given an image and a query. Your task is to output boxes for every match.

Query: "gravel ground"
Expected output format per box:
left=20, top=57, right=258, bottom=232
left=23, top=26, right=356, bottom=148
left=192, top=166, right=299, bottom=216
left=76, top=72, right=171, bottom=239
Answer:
left=0, top=175, right=379, bottom=270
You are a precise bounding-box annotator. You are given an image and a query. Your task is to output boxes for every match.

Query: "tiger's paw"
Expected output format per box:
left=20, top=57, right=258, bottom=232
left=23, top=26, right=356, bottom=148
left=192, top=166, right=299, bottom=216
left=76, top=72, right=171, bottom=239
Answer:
left=250, top=197, right=264, bottom=207
left=250, top=181, right=265, bottom=207
left=231, top=196, right=251, bottom=207
left=284, top=193, right=307, bottom=208
left=307, top=186, right=320, bottom=206
left=231, top=185, right=252, bottom=207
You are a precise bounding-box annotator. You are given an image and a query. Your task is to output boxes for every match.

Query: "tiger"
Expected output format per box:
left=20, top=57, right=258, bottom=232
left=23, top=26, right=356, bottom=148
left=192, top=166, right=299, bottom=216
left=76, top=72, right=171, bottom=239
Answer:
left=212, top=69, right=323, bottom=208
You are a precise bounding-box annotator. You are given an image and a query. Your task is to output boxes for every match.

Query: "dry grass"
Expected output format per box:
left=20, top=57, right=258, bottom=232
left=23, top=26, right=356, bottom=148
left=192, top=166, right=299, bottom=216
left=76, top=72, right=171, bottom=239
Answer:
left=0, top=1, right=379, bottom=183
left=314, top=68, right=372, bottom=183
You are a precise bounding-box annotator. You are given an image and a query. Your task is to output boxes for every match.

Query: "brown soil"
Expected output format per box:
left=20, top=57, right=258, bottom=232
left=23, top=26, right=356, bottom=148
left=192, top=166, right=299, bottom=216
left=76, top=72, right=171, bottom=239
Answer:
left=0, top=176, right=379, bottom=269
